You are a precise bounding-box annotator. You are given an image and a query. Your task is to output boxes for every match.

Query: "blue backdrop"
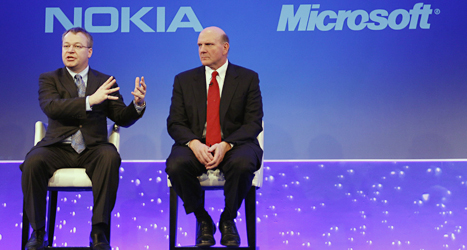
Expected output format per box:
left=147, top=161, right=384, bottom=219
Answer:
left=1, top=0, right=466, bottom=160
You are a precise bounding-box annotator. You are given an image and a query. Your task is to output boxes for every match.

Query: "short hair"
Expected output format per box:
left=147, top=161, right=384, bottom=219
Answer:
left=221, top=33, right=230, bottom=44
left=62, top=27, right=94, bottom=48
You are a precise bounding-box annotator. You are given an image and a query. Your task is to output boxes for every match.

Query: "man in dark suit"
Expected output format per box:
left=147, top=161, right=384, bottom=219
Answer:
left=166, top=26, right=263, bottom=247
left=21, top=27, right=147, bottom=250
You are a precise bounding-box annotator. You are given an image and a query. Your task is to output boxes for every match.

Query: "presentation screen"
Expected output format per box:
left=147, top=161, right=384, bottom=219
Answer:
left=1, top=0, right=466, bottom=160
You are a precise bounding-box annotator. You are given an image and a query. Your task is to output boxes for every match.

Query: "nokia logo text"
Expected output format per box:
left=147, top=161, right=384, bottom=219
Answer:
left=277, top=3, right=434, bottom=31
left=45, top=7, right=203, bottom=33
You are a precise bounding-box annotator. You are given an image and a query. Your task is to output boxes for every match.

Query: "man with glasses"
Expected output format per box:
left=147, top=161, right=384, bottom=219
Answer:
left=20, top=27, right=147, bottom=250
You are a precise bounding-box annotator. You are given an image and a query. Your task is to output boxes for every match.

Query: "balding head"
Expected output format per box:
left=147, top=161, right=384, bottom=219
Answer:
left=198, top=26, right=230, bottom=70
left=200, top=26, right=229, bottom=44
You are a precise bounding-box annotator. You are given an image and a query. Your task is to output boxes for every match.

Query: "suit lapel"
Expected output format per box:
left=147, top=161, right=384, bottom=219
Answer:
left=193, top=67, right=207, bottom=132
left=220, top=64, right=239, bottom=126
left=60, top=67, right=79, bottom=98
left=86, top=68, right=101, bottom=96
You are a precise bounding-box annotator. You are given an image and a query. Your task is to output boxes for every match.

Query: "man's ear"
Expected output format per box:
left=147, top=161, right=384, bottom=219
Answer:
left=223, top=42, right=230, bottom=55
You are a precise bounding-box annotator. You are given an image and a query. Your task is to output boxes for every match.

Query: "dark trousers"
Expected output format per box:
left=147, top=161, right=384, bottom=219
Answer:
left=165, top=142, right=261, bottom=220
left=20, top=143, right=121, bottom=230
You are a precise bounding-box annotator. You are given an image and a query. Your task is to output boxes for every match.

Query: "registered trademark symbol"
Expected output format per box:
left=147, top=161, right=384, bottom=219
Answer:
left=434, top=9, right=440, bottom=15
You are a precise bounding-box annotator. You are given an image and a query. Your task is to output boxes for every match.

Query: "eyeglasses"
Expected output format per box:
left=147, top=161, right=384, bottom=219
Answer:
left=62, top=44, right=90, bottom=50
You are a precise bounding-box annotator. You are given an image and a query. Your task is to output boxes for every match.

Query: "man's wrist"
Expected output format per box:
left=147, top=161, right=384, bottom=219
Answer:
left=187, top=139, right=199, bottom=148
left=134, top=100, right=146, bottom=113
left=134, top=100, right=146, bottom=107
left=222, top=141, right=233, bottom=150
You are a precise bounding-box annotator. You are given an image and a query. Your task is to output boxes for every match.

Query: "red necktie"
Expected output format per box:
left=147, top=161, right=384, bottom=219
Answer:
left=206, top=71, right=221, bottom=146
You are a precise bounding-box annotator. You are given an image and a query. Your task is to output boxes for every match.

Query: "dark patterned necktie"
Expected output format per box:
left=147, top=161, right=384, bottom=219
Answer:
left=71, top=75, right=86, bottom=153
left=206, top=71, right=221, bottom=146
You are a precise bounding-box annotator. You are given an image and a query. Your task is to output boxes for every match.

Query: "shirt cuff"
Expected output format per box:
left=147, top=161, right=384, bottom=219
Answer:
left=85, top=96, right=92, bottom=111
left=134, top=100, right=146, bottom=114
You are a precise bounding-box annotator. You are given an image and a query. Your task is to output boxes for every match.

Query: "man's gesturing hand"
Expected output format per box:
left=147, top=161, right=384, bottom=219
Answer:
left=89, top=76, right=120, bottom=106
left=132, top=76, right=146, bottom=106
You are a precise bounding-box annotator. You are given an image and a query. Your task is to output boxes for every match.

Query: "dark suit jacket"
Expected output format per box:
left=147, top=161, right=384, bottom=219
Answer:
left=34, top=67, right=144, bottom=149
left=167, top=63, right=263, bottom=158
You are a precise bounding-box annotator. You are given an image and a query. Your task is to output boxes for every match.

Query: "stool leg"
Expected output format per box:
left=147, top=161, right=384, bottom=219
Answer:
left=22, top=197, right=30, bottom=250
left=244, top=187, right=257, bottom=250
left=47, top=190, right=58, bottom=247
left=169, top=188, right=178, bottom=250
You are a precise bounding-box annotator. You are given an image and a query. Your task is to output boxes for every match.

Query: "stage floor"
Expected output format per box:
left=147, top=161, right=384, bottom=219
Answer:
left=1, top=160, right=467, bottom=249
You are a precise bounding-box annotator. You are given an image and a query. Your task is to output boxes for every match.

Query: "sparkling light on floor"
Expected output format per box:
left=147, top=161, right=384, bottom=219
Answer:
left=1, top=160, right=467, bottom=249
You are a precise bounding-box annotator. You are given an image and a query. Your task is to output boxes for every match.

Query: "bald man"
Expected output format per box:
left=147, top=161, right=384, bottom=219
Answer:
left=166, top=26, right=263, bottom=247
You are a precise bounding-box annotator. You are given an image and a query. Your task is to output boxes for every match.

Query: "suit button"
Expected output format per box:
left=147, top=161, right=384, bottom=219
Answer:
left=79, top=125, right=83, bottom=128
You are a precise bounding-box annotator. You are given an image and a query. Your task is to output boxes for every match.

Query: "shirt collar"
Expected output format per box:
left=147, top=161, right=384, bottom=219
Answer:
left=205, top=60, right=228, bottom=79
left=66, top=66, right=89, bottom=80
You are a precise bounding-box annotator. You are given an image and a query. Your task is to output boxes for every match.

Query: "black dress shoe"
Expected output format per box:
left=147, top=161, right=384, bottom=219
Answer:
left=90, top=231, right=111, bottom=250
left=196, top=219, right=216, bottom=247
left=25, top=229, right=46, bottom=250
left=219, top=220, right=240, bottom=247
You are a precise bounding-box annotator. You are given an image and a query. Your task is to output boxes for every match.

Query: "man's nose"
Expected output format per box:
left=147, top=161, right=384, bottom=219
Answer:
left=65, top=46, right=76, bottom=52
